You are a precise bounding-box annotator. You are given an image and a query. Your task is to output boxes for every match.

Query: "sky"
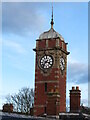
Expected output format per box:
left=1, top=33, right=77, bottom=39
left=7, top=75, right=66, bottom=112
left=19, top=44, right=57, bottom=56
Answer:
left=1, top=2, right=88, bottom=109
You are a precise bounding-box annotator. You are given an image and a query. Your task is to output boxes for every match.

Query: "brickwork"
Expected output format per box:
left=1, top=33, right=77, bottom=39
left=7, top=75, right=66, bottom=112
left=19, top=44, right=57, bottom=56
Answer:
left=47, top=90, right=60, bottom=115
left=34, top=37, right=69, bottom=116
left=70, top=86, right=81, bottom=112
left=3, top=104, right=13, bottom=112
left=36, top=38, right=67, bottom=51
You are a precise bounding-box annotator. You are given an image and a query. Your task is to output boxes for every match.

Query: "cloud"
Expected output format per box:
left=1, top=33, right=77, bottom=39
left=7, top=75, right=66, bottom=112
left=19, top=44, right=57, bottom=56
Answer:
left=81, top=99, right=88, bottom=106
left=3, top=40, right=27, bottom=54
left=2, top=3, right=46, bottom=36
left=68, top=61, right=88, bottom=84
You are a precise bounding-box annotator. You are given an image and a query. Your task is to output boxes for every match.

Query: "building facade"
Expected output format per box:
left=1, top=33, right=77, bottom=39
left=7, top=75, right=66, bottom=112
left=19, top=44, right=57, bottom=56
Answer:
left=33, top=8, right=70, bottom=116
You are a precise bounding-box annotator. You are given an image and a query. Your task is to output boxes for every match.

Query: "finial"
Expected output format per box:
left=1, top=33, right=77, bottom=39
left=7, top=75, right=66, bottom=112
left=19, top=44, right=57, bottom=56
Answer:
left=51, top=3, right=54, bottom=29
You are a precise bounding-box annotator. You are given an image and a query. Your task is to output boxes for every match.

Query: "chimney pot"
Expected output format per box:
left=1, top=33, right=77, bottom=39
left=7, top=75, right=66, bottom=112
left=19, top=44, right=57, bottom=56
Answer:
left=72, top=86, right=75, bottom=90
left=76, top=86, right=79, bottom=90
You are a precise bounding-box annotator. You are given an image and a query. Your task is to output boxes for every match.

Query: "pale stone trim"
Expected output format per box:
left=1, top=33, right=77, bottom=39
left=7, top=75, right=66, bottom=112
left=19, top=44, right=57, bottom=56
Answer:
left=55, top=71, right=59, bottom=73
left=62, top=41, right=64, bottom=49
left=34, top=105, right=45, bottom=108
left=35, top=80, right=59, bottom=83
left=35, top=72, right=38, bottom=74
left=70, top=92, right=81, bottom=94
left=36, top=41, right=38, bottom=48
left=46, top=40, right=48, bottom=47
left=55, top=75, right=59, bottom=78
left=56, top=38, right=60, bottom=47
left=59, top=113, right=79, bottom=116
left=34, top=110, right=37, bottom=113
left=35, top=76, right=38, bottom=79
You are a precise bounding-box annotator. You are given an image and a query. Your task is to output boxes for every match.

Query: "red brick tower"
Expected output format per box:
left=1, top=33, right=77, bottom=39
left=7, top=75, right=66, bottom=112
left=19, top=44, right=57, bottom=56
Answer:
left=33, top=7, right=69, bottom=116
left=70, top=86, right=81, bottom=112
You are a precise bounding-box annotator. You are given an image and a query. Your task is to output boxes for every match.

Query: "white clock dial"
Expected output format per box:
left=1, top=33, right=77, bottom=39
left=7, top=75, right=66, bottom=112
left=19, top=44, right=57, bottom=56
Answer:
left=60, top=57, right=65, bottom=71
left=40, top=55, right=53, bottom=69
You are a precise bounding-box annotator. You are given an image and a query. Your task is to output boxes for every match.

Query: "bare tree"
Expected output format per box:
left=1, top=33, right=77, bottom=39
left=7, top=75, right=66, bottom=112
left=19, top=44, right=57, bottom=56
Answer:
left=6, top=87, right=34, bottom=114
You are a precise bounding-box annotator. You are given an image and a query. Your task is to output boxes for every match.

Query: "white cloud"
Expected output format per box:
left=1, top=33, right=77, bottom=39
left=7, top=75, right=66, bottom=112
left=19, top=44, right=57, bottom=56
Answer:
left=67, top=60, right=88, bottom=107
left=3, top=40, right=28, bottom=54
left=68, top=60, right=88, bottom=84
left=2, top=3, right=46, bottom=36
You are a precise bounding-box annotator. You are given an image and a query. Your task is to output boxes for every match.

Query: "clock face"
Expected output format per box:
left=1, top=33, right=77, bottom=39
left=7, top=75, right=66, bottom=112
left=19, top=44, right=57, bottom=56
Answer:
left=60, top=57, right=65, bottom=71
left=40, top=55, right=53, bottom=69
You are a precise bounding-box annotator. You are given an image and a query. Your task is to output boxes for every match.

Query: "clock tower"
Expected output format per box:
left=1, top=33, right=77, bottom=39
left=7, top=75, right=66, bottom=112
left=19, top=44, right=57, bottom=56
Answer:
left=33, top=7, right=69, bottom=116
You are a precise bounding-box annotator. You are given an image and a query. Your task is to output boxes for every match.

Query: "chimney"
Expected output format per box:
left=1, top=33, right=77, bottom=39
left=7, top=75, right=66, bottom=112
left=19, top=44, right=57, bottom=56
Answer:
left=3, top=104, right=13, bottom=113
left=70, top=86, right=81, bottom=112
left=72, top=86, right=75, bottom=90
left=76, top=86, right=79, bottom=90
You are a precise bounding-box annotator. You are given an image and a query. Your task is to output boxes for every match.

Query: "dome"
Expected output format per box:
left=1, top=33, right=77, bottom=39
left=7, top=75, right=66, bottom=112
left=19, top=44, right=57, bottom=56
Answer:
left=39, top=28, right=64, bottom=41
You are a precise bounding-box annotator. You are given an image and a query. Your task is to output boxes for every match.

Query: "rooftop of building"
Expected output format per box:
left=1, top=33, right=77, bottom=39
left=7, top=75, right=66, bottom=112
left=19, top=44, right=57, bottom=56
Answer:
left=0, top=110, right=90, bottom=120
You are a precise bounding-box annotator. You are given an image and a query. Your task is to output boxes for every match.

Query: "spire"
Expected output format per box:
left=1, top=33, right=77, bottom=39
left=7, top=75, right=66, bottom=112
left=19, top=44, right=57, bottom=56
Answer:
left=50, top=4, right=54, bottom=29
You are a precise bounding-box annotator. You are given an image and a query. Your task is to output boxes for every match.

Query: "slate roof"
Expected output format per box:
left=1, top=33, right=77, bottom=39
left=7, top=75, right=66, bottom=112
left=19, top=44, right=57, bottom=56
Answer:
left=0, top=111, right=33, bottom=120
left=0, top=111, right=56, bottom=120
left=0, top=111, right=90, bottom=120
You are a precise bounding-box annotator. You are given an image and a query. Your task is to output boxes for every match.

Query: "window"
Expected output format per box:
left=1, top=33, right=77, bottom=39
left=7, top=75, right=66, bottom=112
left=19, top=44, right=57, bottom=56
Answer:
left=45, top=83, right=47, bottom=92
left=44, top=106, right=46, bottom=113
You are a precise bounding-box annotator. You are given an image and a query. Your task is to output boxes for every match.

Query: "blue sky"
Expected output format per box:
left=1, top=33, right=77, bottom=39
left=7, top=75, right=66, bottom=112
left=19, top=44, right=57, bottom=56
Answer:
left=1, top=2, right=88, bottom=109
